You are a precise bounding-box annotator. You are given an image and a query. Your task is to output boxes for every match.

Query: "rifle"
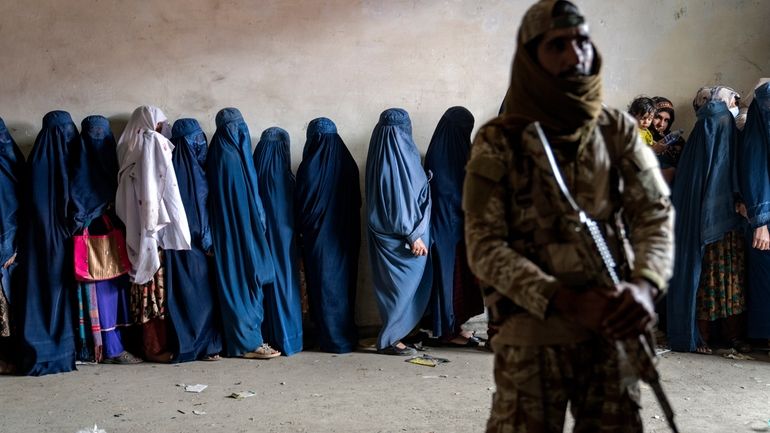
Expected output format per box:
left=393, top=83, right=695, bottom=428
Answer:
left=533, top=122, right=679, bottom=433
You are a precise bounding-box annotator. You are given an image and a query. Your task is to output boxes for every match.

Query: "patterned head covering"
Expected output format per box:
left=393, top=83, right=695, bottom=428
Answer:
left=653, top=97, right=675, bottom=119
left=692, top=86, right=740, bottom=112
left=651, top=96, right=676, bottom=134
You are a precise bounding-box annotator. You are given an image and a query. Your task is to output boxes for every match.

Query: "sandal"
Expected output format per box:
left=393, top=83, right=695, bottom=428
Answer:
left=442, top=335, right=481, bottom=348
left=102, top=351, right=143, bottom=365
left=243, top=344, right=281, bottom=359
left=377, top=343, right=417, bottom=356
left=201, top=354, right=221, bottom=361
left=461, top=330, right=487, bottom=342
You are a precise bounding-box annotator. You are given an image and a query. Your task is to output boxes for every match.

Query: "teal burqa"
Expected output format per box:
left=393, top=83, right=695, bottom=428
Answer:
left=253, top=127, right=303, bottom=356
left=295, top=118, right=360, bottom=353
left=424, top=107, right=483, bottom=339
left=165, top=118, right=222, bottom=361
left=667, top=101, right=742, bottom=352
left=14, top=111, right=78, bottom=375
left=737, top=83, right=770, bottom=339
left=206, top=108, right=275, bottom=357
left=0, top=118, right=24, bottom=361
left=365, top=108, right=432, bottom=350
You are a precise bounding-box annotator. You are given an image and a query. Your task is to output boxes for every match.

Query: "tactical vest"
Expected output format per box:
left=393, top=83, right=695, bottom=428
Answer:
left=471, top=113, right=635, bottom=292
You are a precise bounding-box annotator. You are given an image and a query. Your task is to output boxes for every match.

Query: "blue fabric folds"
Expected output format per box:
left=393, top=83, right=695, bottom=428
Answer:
left=424, top=107, right=483, bottom=338
left=253, top=127, right=303, bottom=356
left=69, top=115, right=119, bottom=233
left=165, top=118, right=222, bottom=361
left=206, top=108, right=275, bottom=357
left=667, top=101, right=742, bottom=352
left=365, top=108, right=432, bottom=349
left=13, top=111, right=79, bottom=375
left=0, top=118, right=24, bottom=315
left=296, top=118, right=360, bottom=353
left=737, top=83, right=770, bottom=338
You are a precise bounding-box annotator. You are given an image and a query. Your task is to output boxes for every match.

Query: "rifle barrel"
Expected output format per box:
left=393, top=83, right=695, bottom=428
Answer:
left=651, top=381, right=679, bottom=433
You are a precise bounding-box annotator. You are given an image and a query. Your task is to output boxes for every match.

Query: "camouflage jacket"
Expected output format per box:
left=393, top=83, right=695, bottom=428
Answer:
left=463, top=107, right=674, bottom=346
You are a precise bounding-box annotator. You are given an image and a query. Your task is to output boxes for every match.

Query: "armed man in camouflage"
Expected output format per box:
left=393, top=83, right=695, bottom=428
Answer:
left=464, top=1, right=674, bottom=432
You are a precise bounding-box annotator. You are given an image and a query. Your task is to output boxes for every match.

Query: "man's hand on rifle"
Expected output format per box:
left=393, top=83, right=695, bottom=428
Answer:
left=603, top=279, right=658, bottom=339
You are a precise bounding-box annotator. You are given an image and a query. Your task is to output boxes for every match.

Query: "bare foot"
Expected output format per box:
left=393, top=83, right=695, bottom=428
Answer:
left=459, top=330, right=474, bottom=339
left=695, top=345, right=712, bottom=355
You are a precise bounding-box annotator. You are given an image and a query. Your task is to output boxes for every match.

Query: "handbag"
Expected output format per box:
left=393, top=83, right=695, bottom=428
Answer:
left=73, top=214, right=131, bottom=282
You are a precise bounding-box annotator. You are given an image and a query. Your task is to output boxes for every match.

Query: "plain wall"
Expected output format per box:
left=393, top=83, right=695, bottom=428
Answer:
left=1, top=0, right=768, bottom=326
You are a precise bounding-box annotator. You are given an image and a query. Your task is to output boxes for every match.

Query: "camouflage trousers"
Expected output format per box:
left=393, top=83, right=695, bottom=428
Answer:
left=486, top=339, right=642, bottom=433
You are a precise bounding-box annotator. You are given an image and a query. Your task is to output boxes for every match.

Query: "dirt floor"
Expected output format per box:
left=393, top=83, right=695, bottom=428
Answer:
left=1, top=341, right=769, bottom=433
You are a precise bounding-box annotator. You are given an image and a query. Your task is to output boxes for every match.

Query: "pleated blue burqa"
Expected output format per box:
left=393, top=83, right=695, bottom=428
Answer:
left=667, top=101, right=742, bottom=352
left=424, top=107, right=483, bottom=339
left=253, top=127, right=303, bottom=356
left=365, top=108, right=432, bottom=350
left=0, top=118, right=24, bottom=339
left=13, top=111, right=79, bottom=375
left=165, top=118, right=222, bottom=361
left=296, top=118, right=360, bottom=353
left=206, top=108, right=275, bottom=357
left=737, top=83, right=770, bottom=339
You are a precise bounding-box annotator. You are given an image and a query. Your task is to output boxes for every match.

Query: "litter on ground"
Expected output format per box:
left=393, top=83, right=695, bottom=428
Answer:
left=228, top=391, right=256, bottom=400
left=406, top=354, right=451, bottom=367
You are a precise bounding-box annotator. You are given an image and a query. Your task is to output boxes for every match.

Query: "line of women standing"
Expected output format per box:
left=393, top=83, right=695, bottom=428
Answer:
left=0, top=104, right=484, bottom=375
left=666, top=82, right=770, bottom=354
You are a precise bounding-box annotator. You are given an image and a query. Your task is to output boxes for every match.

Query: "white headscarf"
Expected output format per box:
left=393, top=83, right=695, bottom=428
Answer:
left=115, top=105, right=191, bottom=284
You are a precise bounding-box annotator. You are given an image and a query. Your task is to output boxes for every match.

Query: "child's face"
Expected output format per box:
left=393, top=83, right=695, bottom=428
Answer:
left=636, top=112, right=654, bottom=129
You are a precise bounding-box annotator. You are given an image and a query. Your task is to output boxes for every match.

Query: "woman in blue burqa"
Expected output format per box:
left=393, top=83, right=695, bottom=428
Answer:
left=207, top=108, right=280, bottom=359
left=253, top=127, right=303, bottom=356
left=164, top=118, right=222, bottom=362
left=365, top=108, right=432, bottom=356
left=70, top=115, right=140, bottom=365
left=668, top=87, right=748, bottom=354
left=13, top=111, right=79, bottom=375
left=423, top=107, right=484, bottom=347
left=295, top=117, right=360, bottom=354
left=0, top=117, right=24, bottom=374
left=737, top=82, right=770, bottom=346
